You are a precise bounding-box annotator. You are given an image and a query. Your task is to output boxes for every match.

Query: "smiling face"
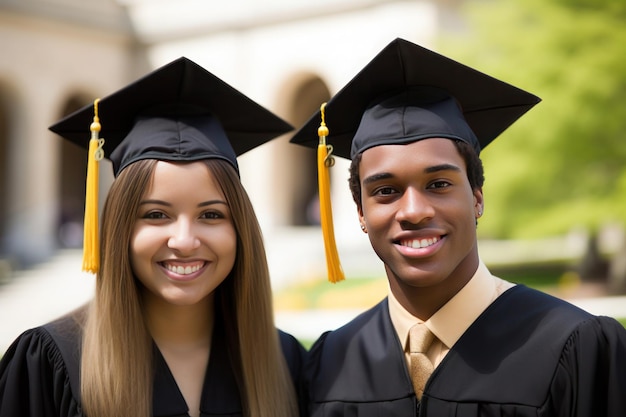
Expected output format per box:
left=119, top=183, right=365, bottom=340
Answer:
left=130, top=160, right=237, bottom=308
left=357, top=138, right=483, bottom=312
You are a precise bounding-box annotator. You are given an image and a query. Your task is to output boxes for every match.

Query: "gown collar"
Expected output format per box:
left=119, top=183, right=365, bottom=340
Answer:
left=152, top=324, right=242, bottom=417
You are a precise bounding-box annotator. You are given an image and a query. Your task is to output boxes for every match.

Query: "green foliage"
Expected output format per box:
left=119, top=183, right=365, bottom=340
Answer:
left=440, top=0, right=626, bottom=238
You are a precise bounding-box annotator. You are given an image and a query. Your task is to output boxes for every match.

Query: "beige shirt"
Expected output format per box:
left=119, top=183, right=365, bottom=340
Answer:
left=388, top=261, right=515, bottom=368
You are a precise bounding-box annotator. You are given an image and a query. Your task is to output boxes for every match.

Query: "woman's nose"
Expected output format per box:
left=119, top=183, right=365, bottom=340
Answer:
left=167, top=219, right=201, bottom=252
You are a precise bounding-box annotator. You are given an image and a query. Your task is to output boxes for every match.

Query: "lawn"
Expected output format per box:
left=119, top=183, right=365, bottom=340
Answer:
left=274, top=264, right=566, bottom=311
left=274, top=263, right=626, bottom=329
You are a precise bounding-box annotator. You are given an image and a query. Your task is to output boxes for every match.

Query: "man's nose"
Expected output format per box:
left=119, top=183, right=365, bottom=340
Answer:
left=395, top=188, right=435, bottom=225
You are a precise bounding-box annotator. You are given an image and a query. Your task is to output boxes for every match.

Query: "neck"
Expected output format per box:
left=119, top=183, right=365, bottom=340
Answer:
left=388, top=253, right=479, bottom=321
left=142, top=293, right=215, bottom=348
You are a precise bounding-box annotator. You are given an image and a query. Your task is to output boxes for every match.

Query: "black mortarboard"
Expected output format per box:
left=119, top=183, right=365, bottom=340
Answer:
left=290, top=38, right=541, bottom=158
left=50, top=56, right=293, bottom=176
left=48, top=57, right=292, bottom=274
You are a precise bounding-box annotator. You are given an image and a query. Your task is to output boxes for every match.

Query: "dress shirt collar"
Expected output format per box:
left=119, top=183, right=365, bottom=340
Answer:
left=388, top=260, right=507, bottom=350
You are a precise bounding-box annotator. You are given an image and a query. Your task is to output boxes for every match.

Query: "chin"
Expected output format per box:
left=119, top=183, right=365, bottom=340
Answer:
left=392, top=265, right=449, bottom=287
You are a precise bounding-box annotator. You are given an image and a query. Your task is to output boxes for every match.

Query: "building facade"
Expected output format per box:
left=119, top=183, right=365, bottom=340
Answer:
left=0, top=0, right=464, bottom=286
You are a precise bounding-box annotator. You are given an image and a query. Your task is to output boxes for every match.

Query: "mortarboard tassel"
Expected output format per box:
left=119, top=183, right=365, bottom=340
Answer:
left=82, top=99, right=104, bottom=274
left=317, top=103, right=345, bottom=283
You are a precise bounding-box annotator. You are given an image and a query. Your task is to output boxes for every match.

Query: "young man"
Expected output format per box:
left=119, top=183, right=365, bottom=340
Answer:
left=290, top=38, right=626, bottom=416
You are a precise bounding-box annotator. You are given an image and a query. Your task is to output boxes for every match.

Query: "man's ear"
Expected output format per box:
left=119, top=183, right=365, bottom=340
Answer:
left=474, top=188, right=484, bottom=218
left=357, top=204, right=367, bottom=233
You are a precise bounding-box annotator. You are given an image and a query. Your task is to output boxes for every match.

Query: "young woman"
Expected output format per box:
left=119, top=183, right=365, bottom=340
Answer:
left=0, top=57, right=304, bottom=417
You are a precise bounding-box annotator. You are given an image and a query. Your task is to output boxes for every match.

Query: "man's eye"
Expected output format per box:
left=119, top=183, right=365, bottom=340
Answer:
left=428, top=181, right=451, bottom=189
left=375, top=187, right=396, bottom=195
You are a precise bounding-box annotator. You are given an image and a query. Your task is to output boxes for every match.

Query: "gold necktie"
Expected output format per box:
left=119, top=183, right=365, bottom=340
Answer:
left=409, top=323, right=435, bottom=400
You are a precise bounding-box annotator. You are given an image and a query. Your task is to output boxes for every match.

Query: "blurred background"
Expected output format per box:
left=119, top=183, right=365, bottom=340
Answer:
left=1, top=0, right=625, bottom=351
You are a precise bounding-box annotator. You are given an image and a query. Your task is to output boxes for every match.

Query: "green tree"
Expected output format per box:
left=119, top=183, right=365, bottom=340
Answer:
left=441, top=0, right=626, bottom=239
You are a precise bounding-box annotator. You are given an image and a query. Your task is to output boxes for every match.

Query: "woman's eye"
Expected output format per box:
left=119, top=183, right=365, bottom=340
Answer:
left=200, top=211, right=223, bottom=220
left=143, top=211, right=167, bottom=220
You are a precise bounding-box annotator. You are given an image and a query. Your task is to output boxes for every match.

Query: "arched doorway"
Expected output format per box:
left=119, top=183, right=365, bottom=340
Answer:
left=283, top=75, right=331, bottom=226
left=0, top=91, right=9, bottom=255
left=56, top=95, right=91, bottom=248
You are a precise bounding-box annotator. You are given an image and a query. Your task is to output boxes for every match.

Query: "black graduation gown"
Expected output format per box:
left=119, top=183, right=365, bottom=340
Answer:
left=303, top=285, right=626, bottom=417
left=0, top=315, right=306, bottom=417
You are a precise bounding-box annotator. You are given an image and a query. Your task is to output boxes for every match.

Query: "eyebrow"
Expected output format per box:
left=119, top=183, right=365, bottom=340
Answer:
left=362, top=163, right=463, bottom=186
left=362, top=172, right=393, bottom=186
left=424, top=163, right=463, bottom=174
left=139, top=199, right=228, bottom=207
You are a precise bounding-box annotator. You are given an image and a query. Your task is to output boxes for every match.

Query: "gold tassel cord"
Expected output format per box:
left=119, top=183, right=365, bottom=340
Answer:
left=82, top=98, right=104, bottom=274
left=317, top=103, right=345, bottom=283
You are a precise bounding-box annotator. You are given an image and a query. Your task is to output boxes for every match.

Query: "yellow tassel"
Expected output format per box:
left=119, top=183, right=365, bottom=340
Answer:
left=317, top=103, right=345, bottom=283
left=82, top=99, right=104, bottom=274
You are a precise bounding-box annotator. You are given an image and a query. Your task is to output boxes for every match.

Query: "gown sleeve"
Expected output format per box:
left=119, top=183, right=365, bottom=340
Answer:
left=278, top=329, right=308, bottom=417
left=279, top=329, right=307, bottom=383
left=0, top=327, right=81, bottom=417
left=550, top=316, right=626, bottom=417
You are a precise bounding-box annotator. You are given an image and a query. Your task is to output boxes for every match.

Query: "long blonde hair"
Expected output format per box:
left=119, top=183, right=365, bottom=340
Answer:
left=81, top=159, right=298, bottom=417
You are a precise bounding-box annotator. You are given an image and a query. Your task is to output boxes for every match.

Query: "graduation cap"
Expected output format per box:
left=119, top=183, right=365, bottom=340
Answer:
left=51, top=56, right=293, bottom=176
left=49, top=57, right=293, bottom=273
left=289, top=38, right=540, bottom=282
left=291, top=38, right=540, bottom=158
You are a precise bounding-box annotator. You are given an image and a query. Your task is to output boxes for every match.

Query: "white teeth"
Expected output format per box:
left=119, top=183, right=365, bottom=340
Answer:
left=165, top=263, right=202, bottom=275
left=402, top=237, right=439, bottom=249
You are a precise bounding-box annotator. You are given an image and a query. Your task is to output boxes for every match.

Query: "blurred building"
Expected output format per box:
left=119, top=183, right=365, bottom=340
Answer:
left=0, top=0, right=467, bottom=286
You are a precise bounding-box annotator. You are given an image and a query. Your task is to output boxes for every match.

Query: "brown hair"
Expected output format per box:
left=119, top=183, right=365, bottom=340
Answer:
left=80, top=159, right=297, bottom=417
